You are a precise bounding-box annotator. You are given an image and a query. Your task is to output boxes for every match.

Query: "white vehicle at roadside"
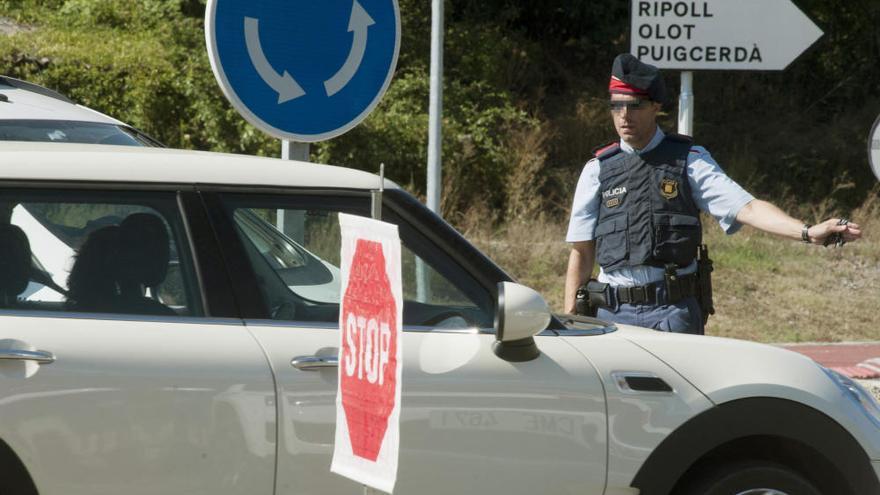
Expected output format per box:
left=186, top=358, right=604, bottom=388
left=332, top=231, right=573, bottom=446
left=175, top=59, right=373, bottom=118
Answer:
left=0, top=142, right=878, bottom=495
left=0, top=76, right=162, bottom=146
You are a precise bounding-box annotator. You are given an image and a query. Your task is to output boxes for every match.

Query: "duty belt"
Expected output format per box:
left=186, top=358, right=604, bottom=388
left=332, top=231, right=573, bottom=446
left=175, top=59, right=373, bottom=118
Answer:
left=587, top=272, right=699, bottom=308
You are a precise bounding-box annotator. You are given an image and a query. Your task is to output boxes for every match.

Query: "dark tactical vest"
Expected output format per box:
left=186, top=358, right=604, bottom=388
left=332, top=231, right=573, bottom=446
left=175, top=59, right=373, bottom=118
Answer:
left=593, top=134, right=702, bottom=272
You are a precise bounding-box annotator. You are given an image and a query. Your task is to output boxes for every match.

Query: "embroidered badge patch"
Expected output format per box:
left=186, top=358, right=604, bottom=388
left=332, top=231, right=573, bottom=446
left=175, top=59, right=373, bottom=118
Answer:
left=660, top=178, right=679, bottom=200
left=602, top=186, right=627, bottom=208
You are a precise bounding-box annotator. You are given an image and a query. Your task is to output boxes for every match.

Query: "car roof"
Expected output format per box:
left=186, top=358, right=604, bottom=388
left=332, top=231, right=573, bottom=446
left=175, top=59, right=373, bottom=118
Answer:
left=0, top=76, right=124, bottom=125
left=0, top=141, right=396, bottom=190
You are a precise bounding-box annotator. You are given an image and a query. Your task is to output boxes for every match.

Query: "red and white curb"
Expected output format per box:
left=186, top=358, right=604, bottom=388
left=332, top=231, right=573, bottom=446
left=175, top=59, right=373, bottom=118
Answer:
left=830, top=358, right=880, bottom=380
left=778, top=342, right=880, bottom=380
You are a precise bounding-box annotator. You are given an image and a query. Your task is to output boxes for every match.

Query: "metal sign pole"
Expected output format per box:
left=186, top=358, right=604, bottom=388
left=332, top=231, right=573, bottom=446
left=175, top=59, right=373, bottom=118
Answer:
left=278, top=139, right=309, bottom=243
left=371, top=164, right=385, bottom=220
left=418, top=0, right=443, bottom=304
left=677, top=71, right=694, bottom=136
left=282, top=139, right=310, bottom=161
left=426, top=0, right=443, bottom=214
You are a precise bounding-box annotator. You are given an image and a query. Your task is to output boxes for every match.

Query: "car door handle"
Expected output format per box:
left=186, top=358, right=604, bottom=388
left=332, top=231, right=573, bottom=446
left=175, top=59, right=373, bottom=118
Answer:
left=0, top=349, right=56, bottom=364
left=291, top=355, right=338, bottom=371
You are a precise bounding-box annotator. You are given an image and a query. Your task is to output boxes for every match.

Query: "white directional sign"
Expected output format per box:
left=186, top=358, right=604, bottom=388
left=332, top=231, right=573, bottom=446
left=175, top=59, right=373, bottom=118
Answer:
left=206, top=0, right=400, bottom=142
left=631, top=0, right=823, bottom=70
left=869, top=114, right=880, bottom=182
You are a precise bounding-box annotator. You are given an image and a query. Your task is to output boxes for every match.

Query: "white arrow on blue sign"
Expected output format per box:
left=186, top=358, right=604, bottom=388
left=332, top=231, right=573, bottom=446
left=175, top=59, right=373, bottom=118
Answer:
left=206, top=0, right=400, bottom=142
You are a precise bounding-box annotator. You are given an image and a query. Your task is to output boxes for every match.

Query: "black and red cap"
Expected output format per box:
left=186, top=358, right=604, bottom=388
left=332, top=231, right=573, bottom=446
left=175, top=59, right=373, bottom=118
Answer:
left=609, top=53, right=666, bottom=103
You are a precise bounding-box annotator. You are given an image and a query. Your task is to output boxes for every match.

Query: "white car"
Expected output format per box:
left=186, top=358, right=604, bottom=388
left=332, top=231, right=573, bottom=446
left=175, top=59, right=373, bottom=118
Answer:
left=0, top=76, right=162, bottom=146
left=0, top=142, right=878, bottom=495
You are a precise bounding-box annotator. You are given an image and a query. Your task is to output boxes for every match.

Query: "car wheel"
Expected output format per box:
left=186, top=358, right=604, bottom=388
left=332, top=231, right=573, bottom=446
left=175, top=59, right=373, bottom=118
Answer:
left=679, top=460, right=822, bottom=495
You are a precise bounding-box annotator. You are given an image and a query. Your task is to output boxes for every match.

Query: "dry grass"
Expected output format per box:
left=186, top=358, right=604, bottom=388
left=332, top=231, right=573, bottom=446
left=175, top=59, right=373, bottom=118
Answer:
left=461, top=189, right=880, bottom=343
left=462, top=215, right=570, bottom=309
left=504, top=124, right=551, bottom=221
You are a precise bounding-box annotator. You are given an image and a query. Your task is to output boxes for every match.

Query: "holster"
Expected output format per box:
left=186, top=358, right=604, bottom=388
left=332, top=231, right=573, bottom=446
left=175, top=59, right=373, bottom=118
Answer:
left=575, top=280, right=612, bottom=317
left=695, top=244, right=715, bottom=326
left=663, top=263, right=700, bottom=304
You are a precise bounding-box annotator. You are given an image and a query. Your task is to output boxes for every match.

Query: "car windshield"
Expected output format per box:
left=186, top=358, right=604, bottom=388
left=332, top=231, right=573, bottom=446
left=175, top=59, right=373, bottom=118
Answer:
left=234, top=209, right=309, bottom=270
left=0, top=119, right=158, bottom=146
left=232, top=208, right=338, bottom=299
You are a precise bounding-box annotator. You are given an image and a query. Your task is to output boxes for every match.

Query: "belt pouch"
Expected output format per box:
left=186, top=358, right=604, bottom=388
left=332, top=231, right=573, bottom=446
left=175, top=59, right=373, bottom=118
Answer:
left=586, top=280, right=612, bottom=308
left=664, top=264, right=682, bottom=303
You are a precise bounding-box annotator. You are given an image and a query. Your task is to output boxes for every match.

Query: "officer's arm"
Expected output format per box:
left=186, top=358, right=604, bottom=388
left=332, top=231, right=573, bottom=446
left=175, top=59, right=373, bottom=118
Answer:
left=564, top=241, right=595, bottom=314
left=735, top=199, right=862, bottom=243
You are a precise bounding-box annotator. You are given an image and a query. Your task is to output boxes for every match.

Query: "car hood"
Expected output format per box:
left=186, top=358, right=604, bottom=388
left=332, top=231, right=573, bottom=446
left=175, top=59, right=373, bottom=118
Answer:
left=612, top=324, right=880, bottom=460
left=613, top=324, right=834, bottom=405
left=615, top=325, right=880, bottom=459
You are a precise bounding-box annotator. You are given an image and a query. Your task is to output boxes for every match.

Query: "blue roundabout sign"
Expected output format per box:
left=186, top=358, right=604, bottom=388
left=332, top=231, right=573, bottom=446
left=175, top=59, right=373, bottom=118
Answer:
left=206, top=0, right=400, bottom=142
left=870, top=114, right=880, bottom=182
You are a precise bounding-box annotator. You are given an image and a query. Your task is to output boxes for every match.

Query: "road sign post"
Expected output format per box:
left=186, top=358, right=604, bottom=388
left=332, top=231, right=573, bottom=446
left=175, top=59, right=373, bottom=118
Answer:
left=206, top=0, right=400, bottom=142
left=417, top=0, right=444, bottom=303
left=427, top=0, right=444, bottom=215
left=282, top=140, right=309, bottom=161
left=677, top=71, right=693, bottom=136
left=332, top=213, right=403, bottom=494
left=631, top=0, right=823, bottom=137
left=277, top=140, right=309, bottom=241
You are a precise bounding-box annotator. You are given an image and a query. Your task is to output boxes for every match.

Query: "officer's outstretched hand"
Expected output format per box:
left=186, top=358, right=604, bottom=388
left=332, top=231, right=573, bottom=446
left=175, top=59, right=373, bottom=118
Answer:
left=807, top=218, right=862, bottom=246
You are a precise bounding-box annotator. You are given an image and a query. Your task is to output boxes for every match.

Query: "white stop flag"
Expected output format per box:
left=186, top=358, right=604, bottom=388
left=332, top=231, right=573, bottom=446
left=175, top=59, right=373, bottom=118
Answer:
left=331, top=213, right=403, bottom=493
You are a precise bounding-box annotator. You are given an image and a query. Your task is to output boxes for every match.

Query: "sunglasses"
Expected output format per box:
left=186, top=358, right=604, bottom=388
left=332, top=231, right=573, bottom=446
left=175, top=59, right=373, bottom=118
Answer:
left=609, top=99, right=652, bottom=112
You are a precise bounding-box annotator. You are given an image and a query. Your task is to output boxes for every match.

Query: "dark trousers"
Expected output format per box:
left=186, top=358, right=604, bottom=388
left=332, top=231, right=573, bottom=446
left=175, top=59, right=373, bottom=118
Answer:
left=596, top=285, right=704, bottom=334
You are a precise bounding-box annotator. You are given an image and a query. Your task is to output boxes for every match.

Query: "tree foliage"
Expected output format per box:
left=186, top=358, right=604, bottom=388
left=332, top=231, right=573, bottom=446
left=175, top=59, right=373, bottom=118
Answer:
left=1, top=0, right=878, bottom=219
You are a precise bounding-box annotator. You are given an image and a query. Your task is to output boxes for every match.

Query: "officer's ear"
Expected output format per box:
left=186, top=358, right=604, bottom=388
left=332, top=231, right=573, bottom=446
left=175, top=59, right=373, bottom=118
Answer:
left=650, top=101, right=664, bottom=119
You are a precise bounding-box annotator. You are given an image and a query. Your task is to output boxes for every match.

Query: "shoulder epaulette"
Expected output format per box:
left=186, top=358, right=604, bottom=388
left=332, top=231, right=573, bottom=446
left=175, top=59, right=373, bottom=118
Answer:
left=592, top=141, right=621, bottom=160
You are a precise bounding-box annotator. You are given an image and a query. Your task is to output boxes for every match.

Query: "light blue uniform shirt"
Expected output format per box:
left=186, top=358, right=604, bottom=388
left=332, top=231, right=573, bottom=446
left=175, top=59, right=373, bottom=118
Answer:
left=566, top=127, right=754, bottom=287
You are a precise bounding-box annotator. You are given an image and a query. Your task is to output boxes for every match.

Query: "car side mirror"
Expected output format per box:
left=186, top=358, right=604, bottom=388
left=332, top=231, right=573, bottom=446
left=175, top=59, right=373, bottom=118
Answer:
left=492, top=282, right=550, bottom=362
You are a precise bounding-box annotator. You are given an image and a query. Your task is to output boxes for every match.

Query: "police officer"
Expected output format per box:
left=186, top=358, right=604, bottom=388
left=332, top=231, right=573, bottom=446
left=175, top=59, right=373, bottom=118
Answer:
left=563, top=54, right=863, bottom=333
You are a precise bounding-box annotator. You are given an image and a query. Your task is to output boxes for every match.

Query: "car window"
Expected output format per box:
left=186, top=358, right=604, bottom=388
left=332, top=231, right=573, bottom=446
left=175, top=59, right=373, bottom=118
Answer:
left=0, top=189, right=202, bottom=317
left=222, top=194, right=494, bottom=329
left=0, top=120, right=156, bottom=146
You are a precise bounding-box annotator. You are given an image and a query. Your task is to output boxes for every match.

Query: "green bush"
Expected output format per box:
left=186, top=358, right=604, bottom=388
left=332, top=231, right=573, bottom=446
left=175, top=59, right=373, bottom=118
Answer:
left=314, top=66, right=538, bottom=215
left=2, top=0, right=878, bottom=222
left=1, top=0, right=540, bottom=199
left=58, top=0, right=181, bottom=30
